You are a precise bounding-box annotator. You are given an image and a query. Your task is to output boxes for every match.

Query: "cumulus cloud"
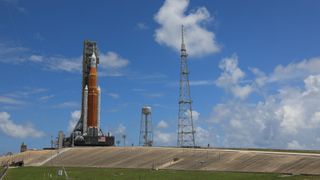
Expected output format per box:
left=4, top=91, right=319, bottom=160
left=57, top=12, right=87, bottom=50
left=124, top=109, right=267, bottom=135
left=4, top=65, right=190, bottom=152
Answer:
left=157, top=120, right=169, bottom=129
left=211, top=56, right=320, bottom=149
left=185, top=110, right=200, bottom=121
left=99, top=52, right=129, bottom=69
left=192, top=110, right=200, bottom=121
left=153, top=119, right=175, bottom=146
left=215, top=54, right=253, bottom=99
left=154, top=0, right=220, bottom=57
left=0, top=111, right=44, bottom=138
left=154, top=131, right=175, bottom=145
left=269, top=57, right=320, bottom=83
left=249, top=57, right=320, bottom=86
left=195, top=126, right=214, bottom=146
left=68, top=110, right=80, bottom=132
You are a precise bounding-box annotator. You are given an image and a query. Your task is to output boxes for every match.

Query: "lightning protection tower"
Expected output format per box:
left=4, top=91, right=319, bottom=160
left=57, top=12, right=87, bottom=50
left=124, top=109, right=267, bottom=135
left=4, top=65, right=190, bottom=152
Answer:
left=139, top=106, right=153, bottom=146
left=177, top=25, right=196, bottom=148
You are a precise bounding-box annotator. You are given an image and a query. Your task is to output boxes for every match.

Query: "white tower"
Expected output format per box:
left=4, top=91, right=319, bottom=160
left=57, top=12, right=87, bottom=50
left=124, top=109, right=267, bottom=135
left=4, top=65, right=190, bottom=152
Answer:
left=139, top=106, right=153, bottom=146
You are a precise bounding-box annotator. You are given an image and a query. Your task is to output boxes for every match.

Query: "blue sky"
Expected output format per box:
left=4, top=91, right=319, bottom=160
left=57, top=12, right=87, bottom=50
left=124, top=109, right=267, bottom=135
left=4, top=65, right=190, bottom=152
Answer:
left=1, top=0, right=320, bottom=154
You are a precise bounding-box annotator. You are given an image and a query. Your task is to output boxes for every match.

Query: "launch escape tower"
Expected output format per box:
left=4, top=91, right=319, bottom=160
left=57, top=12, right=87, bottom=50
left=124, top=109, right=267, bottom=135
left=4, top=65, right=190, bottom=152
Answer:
left=66, top=40, right=114, bottom=146
left=177, top=25, right=196, bottom=148
left=139, top=106, right=153, bottom=146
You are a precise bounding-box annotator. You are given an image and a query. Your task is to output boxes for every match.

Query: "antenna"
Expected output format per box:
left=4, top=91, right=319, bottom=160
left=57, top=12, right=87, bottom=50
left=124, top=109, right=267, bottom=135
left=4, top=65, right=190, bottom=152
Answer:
left=181, top=25, right=186, bottom=51
left=177, top=25, right=196, bottom=148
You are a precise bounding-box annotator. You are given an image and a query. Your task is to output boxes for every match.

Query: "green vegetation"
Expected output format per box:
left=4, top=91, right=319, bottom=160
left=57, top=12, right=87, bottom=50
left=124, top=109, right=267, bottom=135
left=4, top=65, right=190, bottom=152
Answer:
left=3, top=167, right=319, bottom=180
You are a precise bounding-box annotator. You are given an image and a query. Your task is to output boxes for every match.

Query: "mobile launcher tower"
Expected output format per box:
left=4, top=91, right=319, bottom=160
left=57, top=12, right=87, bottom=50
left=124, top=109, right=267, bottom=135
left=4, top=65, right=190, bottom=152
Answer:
left=65, top=40, right=114, bottom=146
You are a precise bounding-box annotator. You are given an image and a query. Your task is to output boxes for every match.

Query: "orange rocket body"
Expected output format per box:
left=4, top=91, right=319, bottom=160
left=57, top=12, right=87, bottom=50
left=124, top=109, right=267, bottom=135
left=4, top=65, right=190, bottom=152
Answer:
left=87, top=53, right=98, bottom=128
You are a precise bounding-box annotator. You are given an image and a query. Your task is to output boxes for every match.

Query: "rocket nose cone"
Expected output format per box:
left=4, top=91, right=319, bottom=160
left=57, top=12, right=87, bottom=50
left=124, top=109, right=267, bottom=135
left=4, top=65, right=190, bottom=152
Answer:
left=97, top=86, right=101, bottom=91
left=90, top=52, right=97, bottom=67
left=91, top=52, right=96, bottom=60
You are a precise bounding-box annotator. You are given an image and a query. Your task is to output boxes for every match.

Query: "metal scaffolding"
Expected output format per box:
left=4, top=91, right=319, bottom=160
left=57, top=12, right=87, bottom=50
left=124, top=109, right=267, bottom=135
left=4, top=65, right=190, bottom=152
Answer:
left=177, top=25, right=196, bottom=148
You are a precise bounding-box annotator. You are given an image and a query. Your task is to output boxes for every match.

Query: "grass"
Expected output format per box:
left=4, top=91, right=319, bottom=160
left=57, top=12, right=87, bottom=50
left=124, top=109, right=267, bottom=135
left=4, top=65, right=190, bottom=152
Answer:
left=3, top=167, right=320, bottom=180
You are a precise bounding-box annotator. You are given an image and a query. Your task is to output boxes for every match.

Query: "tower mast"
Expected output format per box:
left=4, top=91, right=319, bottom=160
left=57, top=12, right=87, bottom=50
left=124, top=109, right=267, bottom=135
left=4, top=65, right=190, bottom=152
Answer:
left=177, top=25, right=196, bottom=147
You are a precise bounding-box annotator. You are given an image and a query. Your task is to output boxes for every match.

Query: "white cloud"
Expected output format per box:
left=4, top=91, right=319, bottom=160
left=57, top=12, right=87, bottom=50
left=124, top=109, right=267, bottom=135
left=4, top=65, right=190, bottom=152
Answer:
left=154, top=0, right=220, bottom=57
left=192, top=110, right=200, bottom=121
left=216, top=55, right=245, bottom=85
left=215, top=55, right=253, bottom=99
left=195, top=126, right=214, bottom=146
left=39, top=95, right=54, bottom=102
left=136, top=22, right=149, bottom=30
left=154, top=131, right=175, bottom=145
left=211, top=70, right=320, bottom=149
left=154, top=119, right=175, bottom=146
left=5, top=88, right=47, bottom=98
left=107, top=93, right=120, bottom=99
left=68, top=110, right=80, bottom=132
left=0, top=42, right=130, bottom=76
left=0, top=43, right=29, bottom=63
left=29, top=55, right=44, bottom=62
left=209, top=55, right=320, bottom=149
left=53, top=101, right=79, bottom=109
left=0, top=88, right=47, bottom=109
left=248, top=57, right=320, bottom=87
left=287, top=140, right=305, bottom=149
left=157, top=120, right=169, bottom=129
left=269, top=57, right=320, bottom=83
left=100, top=52, right=129, bottom=69
left=230, top=85, right=253, bottom=99
left=186, top=110, right=200, bottom=121
left=46, top=56, right=82, bottom=72
left=0, top=96, right=25, bottom=105
left=47, top=51, right=130, bottom=76
left=0, top=111, right=44, bottom=138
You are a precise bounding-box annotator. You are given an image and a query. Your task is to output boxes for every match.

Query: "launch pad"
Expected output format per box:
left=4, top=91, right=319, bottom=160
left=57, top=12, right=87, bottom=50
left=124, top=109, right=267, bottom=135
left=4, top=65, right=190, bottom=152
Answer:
left=62, top=40, right=115, bottom=147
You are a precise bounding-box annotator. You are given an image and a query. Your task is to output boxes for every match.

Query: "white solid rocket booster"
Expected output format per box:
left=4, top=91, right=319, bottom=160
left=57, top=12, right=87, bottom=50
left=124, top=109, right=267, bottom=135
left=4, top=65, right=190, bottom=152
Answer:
left=83, top=85, right=88, bottom=133
left=97, top=86, right=101, bottom=135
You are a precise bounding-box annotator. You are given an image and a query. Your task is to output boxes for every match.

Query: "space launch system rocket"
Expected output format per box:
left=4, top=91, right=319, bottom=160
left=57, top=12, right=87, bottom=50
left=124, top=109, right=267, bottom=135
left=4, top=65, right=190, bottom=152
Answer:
left=68, top=40, right=114, bottom=146
left=84, top=52, right=101, bottom=136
